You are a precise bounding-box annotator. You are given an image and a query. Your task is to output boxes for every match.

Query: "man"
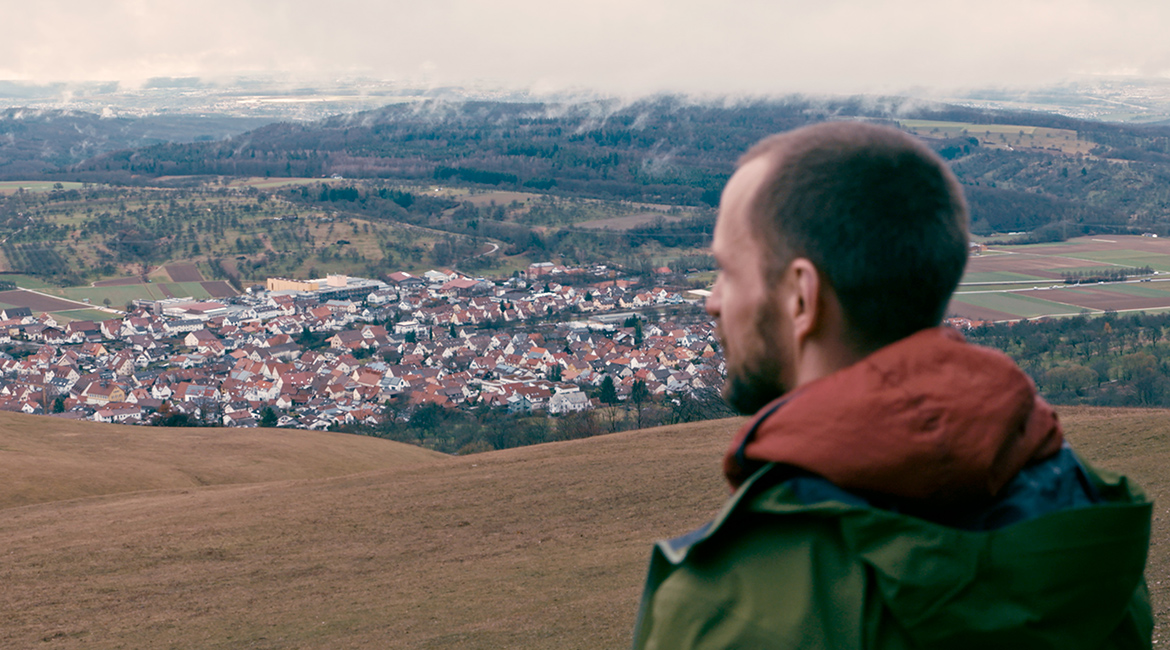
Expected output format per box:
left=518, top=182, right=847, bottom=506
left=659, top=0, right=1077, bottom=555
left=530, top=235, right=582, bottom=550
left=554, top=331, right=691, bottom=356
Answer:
left=632, top=122, right=1152, bottom=649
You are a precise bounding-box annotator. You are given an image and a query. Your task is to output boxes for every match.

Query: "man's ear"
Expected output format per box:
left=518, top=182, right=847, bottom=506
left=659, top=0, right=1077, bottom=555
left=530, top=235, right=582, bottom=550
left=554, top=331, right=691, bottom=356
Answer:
left=781, top=258, right=823, bottom=345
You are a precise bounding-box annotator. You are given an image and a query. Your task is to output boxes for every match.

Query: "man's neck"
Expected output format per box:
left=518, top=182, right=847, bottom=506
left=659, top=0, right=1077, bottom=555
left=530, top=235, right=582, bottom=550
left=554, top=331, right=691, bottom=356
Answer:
left=793, top=337, right=869, bottom=388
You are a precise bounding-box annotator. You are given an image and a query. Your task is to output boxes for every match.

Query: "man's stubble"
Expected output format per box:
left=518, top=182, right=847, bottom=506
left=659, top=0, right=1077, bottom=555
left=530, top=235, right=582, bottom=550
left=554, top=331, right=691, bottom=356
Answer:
left=721, top=293, right=791, bottom=415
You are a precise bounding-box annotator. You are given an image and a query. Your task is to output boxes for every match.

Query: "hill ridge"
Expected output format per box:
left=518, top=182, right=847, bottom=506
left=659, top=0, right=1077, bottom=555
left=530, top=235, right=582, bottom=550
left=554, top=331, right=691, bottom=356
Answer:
left=0, top=410, right=447, bottom=510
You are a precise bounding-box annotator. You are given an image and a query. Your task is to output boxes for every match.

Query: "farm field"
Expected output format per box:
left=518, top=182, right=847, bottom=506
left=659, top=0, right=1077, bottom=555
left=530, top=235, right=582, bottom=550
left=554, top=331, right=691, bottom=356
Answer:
left=0, top=279, right=233, bottom=321
left=163, top=263, right=204, bottom=282
left=92, top=276, right=150, bottom=287
left=427, top=187, right=709, bottom=232
left=0, top=181, right=86, bottom=194
left=0, top=289, right=88, bottom=312
left=201, top=280, right=237, bottom=298
left=963, top=270, right=1057, bottom=284
left=897, top=119, right=1094, bottom=155
left=52, top=308, right=120, bottom=322
left=458, top=190, right=543, bottom=207
left=49, top=282, right=214, bottom=306
left=0, top=274, right=57, bottom=290
left=577, top=212, right=686, bottom=231
left=950, top=235, right=1170, bottom=321
left=224, top=177, right=323, bottom=190
left=949, top=291, right=1077, bottom=320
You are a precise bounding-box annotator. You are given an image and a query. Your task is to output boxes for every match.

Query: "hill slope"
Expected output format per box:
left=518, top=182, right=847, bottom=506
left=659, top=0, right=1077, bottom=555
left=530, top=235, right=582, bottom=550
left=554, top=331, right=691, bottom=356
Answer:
left=0, top=411, right=446, bottom=508
left=0, top=408, right=1167, bottom=648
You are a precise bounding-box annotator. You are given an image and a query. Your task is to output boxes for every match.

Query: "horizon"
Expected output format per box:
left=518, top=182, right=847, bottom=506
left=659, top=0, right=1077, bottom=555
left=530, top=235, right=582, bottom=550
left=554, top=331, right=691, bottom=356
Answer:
left=7, top=75, right=1170, bottom=127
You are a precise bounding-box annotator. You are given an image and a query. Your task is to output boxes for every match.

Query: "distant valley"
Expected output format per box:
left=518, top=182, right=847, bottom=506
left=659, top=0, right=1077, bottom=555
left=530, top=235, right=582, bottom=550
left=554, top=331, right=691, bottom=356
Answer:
left=4, top=93, right=1170, bottom=443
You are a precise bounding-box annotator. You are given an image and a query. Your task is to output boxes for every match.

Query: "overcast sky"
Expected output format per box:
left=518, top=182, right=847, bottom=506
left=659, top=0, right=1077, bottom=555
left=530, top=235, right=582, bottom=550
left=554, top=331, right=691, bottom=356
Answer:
left=5, top=0, right=1170, bottom=96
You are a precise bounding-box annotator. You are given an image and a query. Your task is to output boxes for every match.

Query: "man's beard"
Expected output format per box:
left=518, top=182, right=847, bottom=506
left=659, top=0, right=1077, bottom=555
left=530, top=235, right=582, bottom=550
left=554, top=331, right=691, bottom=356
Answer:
left=721, top=299, right=790, bottom=415
left=723, top=352, right=787, bottom=415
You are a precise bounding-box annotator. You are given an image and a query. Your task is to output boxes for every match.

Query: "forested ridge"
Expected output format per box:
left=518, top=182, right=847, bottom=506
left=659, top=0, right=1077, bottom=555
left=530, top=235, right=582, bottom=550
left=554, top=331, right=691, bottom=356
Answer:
left=32, top=96, right=1170, bottom=238
left=7, top=95, right=1170, bottom=257
left=0, top=108, right=269, bottom=177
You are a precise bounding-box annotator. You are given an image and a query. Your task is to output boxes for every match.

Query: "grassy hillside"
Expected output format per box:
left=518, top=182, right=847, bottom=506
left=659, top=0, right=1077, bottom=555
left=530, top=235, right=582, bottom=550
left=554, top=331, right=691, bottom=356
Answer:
left=0, top=408, right=1167, bottom=648
left=0, top=411, right=446, bottom=508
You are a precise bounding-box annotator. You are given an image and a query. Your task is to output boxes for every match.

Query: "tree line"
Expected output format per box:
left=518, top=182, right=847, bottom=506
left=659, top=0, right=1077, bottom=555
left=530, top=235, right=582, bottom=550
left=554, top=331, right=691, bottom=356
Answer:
left=338, top=383, right=736, bottom=455
left=967, top=312, right=1170, bottom=408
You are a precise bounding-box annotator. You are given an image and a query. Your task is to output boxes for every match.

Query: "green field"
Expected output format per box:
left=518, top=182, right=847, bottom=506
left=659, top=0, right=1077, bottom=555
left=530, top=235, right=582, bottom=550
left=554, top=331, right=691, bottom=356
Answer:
left=51, top=282, right=212, bottom=306
left=226, top=177, right=323, bottom=189
left=950, top=292, right=1081, bottom=318
left=961, top=271, right=1050, bottom=284
left=947, top=236, right=1170, bottom=320
left=1056, top=251, right=1170, bottom=271
left=956, top=282, right=1056, bottom=293
left=952, top=281, right=1170, bottom=319
left=1096, top=283, right=1170, bottom=298
left=0, top=181, right=86, bottom=194
left=52, top=309, right=120, bottom=322
left=0, top=274, right=56, bottom=289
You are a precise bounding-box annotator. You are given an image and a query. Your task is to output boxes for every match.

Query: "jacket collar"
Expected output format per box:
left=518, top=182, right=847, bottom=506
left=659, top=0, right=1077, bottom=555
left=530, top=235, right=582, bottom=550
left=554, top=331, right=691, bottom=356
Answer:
left=723, top=327, right=1064, bottom=502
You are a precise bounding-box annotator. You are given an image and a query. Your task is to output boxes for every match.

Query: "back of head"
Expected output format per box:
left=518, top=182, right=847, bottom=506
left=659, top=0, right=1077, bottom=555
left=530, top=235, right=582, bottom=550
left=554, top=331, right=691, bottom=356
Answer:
left=742, top=121, right=969, bottom=351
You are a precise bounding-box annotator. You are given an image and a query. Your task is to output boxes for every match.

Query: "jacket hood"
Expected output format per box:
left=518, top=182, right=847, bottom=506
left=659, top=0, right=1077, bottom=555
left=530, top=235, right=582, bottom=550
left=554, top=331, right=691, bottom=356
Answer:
left=724, top=327, right=1064, bottom=501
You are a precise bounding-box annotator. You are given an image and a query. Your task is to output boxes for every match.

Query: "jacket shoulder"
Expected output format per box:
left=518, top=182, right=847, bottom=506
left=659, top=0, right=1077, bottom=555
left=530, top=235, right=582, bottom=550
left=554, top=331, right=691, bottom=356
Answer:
left=633, top=462, right=1152, bottom=650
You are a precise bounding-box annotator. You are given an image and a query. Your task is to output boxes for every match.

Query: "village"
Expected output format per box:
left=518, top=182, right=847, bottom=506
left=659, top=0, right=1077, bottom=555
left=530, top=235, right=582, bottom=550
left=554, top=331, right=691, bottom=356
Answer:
left=0, top=262, right=724, bottom=431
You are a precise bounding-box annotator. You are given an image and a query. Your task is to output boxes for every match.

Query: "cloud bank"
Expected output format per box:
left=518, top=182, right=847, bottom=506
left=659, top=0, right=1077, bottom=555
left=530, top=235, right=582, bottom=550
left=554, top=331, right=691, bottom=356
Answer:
left=4, top=0, right=1170, bottom=95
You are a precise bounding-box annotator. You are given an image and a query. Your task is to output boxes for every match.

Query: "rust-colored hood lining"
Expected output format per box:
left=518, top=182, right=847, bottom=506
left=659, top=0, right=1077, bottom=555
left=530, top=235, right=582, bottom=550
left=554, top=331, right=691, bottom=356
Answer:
left=723, top=327, right=1064, bottom=502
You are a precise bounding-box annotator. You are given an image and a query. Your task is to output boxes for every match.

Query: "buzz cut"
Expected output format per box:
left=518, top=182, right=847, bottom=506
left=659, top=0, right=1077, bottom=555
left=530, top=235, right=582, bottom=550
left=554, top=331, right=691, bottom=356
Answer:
left=740, top=121, right=970, bottom=350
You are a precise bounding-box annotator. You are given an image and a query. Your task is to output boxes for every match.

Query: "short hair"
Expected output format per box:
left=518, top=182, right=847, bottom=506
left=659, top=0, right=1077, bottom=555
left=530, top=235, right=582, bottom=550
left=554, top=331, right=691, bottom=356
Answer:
left=740, top=121, right=969, bottom=350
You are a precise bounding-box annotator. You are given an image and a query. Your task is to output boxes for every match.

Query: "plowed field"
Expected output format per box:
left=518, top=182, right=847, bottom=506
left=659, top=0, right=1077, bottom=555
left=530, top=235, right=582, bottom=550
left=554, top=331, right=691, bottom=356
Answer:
left=0, top=289, right=84, bottom=312
left=953, top=235, right=1170, bottom=320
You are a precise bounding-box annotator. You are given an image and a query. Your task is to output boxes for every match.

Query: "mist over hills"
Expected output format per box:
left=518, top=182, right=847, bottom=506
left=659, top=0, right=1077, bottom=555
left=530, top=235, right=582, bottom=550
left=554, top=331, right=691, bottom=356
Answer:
left=0, top=108, right=270, bottom=178
left=6, top=94, right=1170, bottom=237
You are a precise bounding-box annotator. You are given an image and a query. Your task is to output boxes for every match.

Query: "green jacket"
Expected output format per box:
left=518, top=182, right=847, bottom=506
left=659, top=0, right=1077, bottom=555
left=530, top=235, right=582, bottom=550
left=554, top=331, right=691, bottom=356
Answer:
left=633, top=460, right=1152, bottom=650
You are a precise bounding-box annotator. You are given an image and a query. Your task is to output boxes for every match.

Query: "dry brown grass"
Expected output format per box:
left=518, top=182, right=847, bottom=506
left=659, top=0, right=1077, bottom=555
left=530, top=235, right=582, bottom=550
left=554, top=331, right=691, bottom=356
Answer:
left=899, top=119, right=1096, bottom=155
left=576, top=212, right=684, bottom=231
left=460, top=191, right=541, bottom=207
left=1058, top=406, right=1170, bottom=642
left=1, top=408, right=1168, bottom=648
left=0, top=412, right=446, bottom=508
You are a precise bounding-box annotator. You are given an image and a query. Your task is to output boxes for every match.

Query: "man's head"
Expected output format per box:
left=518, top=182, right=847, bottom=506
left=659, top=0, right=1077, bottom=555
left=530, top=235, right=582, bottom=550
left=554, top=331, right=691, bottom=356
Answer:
left=706, top=121, right=969, bottom=413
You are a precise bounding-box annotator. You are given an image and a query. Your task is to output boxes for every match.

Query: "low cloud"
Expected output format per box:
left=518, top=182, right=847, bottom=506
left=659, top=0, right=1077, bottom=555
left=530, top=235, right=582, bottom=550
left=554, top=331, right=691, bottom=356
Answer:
left=3, top=0, right=1170, bottom=96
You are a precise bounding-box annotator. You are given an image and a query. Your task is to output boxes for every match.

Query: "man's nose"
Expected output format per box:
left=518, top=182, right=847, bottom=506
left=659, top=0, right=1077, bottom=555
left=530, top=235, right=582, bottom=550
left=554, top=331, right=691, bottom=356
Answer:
left=705, top=279, right=721, bottom=318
